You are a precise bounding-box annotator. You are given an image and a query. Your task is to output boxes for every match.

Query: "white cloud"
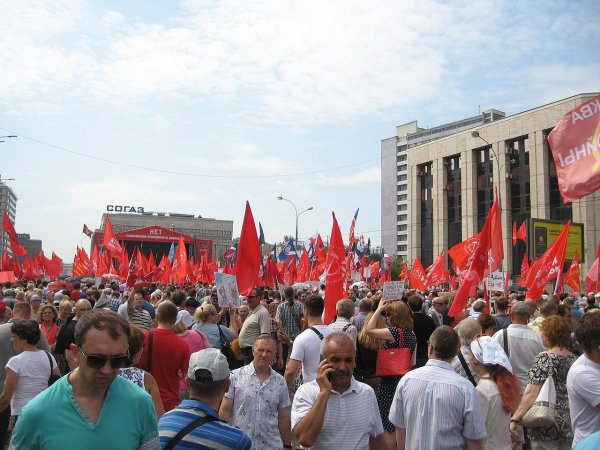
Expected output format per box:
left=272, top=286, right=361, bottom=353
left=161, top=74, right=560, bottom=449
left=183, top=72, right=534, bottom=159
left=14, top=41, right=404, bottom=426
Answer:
left=3, top=0, right=597, bottom=125
left=317, top=166, right=380, bottom=187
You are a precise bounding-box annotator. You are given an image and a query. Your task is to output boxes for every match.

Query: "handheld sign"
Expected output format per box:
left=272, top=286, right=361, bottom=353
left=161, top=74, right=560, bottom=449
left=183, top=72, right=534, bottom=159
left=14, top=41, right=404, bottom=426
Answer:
left=481, top=271, right=506, bottom=293
left=215, top=272, right=240, bottom=307
left=383, top=281, right=405, bottom=300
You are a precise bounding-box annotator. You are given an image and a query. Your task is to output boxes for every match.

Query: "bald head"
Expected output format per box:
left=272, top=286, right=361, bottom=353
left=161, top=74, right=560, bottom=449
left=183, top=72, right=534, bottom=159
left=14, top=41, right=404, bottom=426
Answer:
left=457, top=319, right=482, bottom=347
left=74, top=299, right=92, bottom=319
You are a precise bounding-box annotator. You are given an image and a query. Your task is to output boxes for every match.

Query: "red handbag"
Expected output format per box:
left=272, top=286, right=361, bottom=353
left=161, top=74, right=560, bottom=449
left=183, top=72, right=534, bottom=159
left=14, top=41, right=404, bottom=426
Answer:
left=375, top=328, right=411, bottom=377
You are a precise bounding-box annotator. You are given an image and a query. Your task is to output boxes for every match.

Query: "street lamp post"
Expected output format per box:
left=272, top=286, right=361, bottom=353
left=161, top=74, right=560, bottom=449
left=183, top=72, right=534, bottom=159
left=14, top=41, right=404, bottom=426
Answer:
left=0, top=136, right=17, bottom=143
left=277, top=196, right=314, bottom=250
left=471, top=131, right=502, bottom=212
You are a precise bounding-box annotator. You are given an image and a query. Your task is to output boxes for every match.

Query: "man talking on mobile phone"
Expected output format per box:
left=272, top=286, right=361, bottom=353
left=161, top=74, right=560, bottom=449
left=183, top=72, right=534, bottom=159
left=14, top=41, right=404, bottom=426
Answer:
left=291, top=331, right=386, bottom=450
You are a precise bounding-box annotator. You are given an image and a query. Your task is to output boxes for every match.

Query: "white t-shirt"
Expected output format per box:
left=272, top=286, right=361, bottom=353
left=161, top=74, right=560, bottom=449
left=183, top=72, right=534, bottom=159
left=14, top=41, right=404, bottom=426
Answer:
left=476, top=379, right=512, bottom=450
left=567, top=354, right=600, bottom=446
left=6, top=350, right=56, bottom=415
left=289, top=324, right=333, bottom=383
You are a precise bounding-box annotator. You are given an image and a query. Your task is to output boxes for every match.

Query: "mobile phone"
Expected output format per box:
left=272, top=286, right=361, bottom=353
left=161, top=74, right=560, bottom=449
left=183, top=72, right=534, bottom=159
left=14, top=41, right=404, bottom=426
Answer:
left=320, top=355, right=333, bottom=381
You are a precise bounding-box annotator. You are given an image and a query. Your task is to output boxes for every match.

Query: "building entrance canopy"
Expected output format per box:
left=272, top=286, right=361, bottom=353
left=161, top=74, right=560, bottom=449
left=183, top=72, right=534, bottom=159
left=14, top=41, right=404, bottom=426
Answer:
left=115, top=226, right=194, bottom=244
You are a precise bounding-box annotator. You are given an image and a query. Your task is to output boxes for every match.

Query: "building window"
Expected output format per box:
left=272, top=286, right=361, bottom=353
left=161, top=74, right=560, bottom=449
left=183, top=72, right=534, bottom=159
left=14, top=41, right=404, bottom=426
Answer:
left=398, top=245, right=407, bottom=252
left=397, top=174, right=407, bottom=182
left=398, top=224, right=407, bottom=232
left=398, top=204, right=407, bottom=212
left=398, top=194, right=407, bottom=202
left=398, top=214, right=407, bottom=221
left=476, top=147, right=494, bottom=230
left=398, top=164, right=407, bottom=171
left=420, top=162, right=434, bottom=267
left=399, top=154, right=407, bottom=162
left=399, top=185, right=407, bottom=192
left=445, top=154, right=462, bottom=249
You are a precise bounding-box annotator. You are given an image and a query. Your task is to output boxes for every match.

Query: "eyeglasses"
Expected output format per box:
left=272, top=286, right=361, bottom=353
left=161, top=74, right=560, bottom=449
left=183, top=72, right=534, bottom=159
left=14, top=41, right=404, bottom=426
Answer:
left=78, top=348, right=129, bottom=369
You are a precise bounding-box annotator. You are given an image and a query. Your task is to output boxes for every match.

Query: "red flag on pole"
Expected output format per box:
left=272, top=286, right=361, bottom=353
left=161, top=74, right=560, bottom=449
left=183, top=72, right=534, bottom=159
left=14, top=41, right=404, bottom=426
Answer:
left=512, top=222, right=517, bottom=247
left=563, top=251, right=581, bottom=292
left=324, top=212, right=347, bottom=324
left=235, top=201, right=261, bottom=296
left=516, top=222, right=527, bottom=242
left=585, top=240, right=600, bottom=293
left=548, top=94, right=600, bottom=203
left=2, top=212, right=27, bottom=257
left=449, top=195, right=501, bottom=317
left=449, top=232, right=482, bottom=273
left=103, top=216, right=122, bottom=258
left=409, top=258, right=427, bottom=292
left=524, top=220, right=571, bottom=299
left=297, top=250, right=310, bottom=282
left=425, top=251, right=445, bottom=288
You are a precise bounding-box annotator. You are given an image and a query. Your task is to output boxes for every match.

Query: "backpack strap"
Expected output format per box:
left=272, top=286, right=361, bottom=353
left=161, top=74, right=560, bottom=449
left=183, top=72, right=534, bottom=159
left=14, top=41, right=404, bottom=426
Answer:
left=309, top=326, right=324, bottom=340
left=163, top=413, right=222, bottom=450
left=503, top=327, right=509, bottom=358
left=342, top=323, right=351, bottom=332
left=457, top=351, right=477, bottom=387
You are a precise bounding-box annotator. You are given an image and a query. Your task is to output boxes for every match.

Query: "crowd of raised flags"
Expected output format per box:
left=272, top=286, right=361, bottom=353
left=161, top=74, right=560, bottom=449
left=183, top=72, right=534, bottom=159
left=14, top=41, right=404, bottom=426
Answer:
left=2, top=197, right=599, bottom=323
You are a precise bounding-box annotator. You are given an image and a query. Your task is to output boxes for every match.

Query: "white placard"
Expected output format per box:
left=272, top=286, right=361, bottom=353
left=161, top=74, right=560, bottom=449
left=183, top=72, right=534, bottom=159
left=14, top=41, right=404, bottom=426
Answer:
left=482, top=271, right=506, bottom=293
left=383, top=281, right=405, bottom=300
left=215, top=272, right=240, bottom=307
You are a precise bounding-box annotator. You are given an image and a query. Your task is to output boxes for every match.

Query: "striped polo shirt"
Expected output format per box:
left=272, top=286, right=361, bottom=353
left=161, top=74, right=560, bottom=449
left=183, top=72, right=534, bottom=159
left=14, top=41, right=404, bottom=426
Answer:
left=158, top=399, right=253, bottom=450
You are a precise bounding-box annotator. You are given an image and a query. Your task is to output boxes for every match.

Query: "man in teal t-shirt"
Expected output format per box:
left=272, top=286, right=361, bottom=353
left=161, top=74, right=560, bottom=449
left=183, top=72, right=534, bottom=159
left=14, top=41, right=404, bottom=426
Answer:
left=11, top=309, right=159, bottom=450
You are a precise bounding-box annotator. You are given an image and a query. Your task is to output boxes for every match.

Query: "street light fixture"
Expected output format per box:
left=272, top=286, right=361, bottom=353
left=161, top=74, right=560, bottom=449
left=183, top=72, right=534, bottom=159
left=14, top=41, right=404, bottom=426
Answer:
left=277, top=196, right=314, bottom=250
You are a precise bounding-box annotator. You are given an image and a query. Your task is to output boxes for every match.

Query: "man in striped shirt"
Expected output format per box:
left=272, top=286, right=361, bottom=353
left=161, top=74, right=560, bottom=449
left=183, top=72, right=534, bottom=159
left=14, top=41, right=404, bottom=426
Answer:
left=158, top=348, right=252, bottom=449
left=389, top=325, right=487, bottom=450
left=291, top=331, right=386, bottom=449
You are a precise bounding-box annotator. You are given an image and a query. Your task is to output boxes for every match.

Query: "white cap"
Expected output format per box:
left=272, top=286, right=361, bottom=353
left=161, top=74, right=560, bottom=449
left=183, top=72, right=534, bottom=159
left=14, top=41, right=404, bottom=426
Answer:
left=176, top=310, right=193, bottom=328
left=187, top=348, right=230, bottom=382
left=470, top=335, right=513, bottom=374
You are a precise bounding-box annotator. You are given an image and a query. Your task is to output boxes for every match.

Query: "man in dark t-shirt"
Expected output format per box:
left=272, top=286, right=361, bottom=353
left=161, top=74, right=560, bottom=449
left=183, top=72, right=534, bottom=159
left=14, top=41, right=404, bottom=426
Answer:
left=408, top=295, right=435, bottom=368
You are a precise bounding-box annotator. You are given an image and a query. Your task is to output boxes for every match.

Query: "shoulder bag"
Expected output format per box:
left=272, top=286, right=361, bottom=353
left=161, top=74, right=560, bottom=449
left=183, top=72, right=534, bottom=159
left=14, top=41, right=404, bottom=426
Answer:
left=44, top=351, right=60, bottom=386
left=375, top=328, right=411, bottom=377
left=163, top=413, right=222, bottom=450
left=521, top=352, right=557, bottom=427
left=218, top=325, right=238, bottom=369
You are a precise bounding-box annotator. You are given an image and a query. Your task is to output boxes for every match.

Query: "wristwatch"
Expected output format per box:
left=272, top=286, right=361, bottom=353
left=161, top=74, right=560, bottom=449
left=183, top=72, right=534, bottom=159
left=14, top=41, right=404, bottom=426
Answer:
left=510, top=418, right=520, bottom=424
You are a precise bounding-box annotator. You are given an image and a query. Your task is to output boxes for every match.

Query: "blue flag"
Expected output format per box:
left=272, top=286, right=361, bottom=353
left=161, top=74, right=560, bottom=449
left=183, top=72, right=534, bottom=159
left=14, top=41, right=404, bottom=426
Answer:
left=279, top=239, right=296, bottom=262
left=259, top=222, right=266, bottom=246
left=168, top=242, right=175, bottom=263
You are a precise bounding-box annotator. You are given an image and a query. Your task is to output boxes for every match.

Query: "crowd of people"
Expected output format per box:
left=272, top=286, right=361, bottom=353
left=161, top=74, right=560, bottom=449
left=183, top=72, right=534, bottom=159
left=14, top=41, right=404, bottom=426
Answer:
left=0, top=278, right=598, bottom=449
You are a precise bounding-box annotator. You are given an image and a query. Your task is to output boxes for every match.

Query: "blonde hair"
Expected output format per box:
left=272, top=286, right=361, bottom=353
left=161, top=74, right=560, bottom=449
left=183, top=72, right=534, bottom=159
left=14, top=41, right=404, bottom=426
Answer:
left=386, top=301, right=413, bottom=330
left=172, top=319, right=188, bottom=335
left=196, top=303, right=216, bottom=323
left=358, top=312, right=385, bottom=351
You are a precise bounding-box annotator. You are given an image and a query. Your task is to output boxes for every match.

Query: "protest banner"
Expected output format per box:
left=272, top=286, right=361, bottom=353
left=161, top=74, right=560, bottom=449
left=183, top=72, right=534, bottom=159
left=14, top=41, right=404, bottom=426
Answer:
left=215, top=272, right=240, bottom=307
left=383, top=281, right=405, bottom=300
left=482, top=271, right=506, bottom=293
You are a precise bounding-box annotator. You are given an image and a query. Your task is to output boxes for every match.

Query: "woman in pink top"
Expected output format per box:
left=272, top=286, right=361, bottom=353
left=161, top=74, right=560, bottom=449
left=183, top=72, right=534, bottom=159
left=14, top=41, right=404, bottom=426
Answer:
left=172, top=311, right=210, bottom=398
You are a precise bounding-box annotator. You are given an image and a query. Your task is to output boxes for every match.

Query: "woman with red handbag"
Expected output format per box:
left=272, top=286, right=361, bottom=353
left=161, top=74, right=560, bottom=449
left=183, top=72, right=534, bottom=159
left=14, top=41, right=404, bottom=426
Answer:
left=365, top=298, right=417, bottom=449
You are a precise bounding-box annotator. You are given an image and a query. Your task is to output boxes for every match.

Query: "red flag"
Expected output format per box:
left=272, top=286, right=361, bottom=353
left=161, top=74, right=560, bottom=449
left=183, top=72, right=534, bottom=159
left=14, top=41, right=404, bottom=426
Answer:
left=172, top=238, right=190, bottom=285
left=585, top=241, right=600, bottom=293
left=425, top=251, right=445, bottom=288
left=449, top=196, right=501, bottom=317
left=118, top=247, right=129, bottom=280
left=283, top=256, right=297, bottom=286
left=324, top=212, right=347, bottom=324
left=449, top=232, right=482, bottom=273
left=1, top=251, right=11, bottom=271
left=125, top=247, right=140, bottom=288
left=512, top=222, right=517, bottom=247
left=346, top=208, right=359, bottom=275
left=235, top=201, right=261, bottom=296
left=563, top=251, right=581, bottom=292
left=223, top=261, right=233, bottom=275
left=524, top=220, right=571, bottom=299
left=521, top=254, right=530, bottom=278
left=315, top=234, right=327, bottom=264
left=103, top=216, right=122, bottom=258
left=547, top=94, right=600, bottom=203
left=409, top=258, right=427, bottom=292
left=2, top=212, right=27, bottom=257
left=82, top=224, right=93, bottom=238
left=91, top=244, right=100, bottom=276
left=297, top=250, right=310, bottom=282
left=399, top=262, right=409, bottom=282
left=516, top=222, right=527, bottom=242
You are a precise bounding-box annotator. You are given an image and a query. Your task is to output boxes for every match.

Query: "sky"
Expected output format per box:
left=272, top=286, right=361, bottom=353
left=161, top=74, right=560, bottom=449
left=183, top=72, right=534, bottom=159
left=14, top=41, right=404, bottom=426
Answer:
left=1, top=0, right=599, bottom=261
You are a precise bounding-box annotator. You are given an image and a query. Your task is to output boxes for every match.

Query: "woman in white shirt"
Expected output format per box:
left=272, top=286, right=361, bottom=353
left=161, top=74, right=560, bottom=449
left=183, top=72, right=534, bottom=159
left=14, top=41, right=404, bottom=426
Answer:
left=470, top=335, right=521, bottom=450
left=0, top=319, right=60, bottom=433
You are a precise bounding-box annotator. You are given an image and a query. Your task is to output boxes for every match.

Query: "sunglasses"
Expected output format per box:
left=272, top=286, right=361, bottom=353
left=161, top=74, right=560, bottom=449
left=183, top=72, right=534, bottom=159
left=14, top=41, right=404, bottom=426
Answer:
left=79, top=348, right=129, bottom=369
